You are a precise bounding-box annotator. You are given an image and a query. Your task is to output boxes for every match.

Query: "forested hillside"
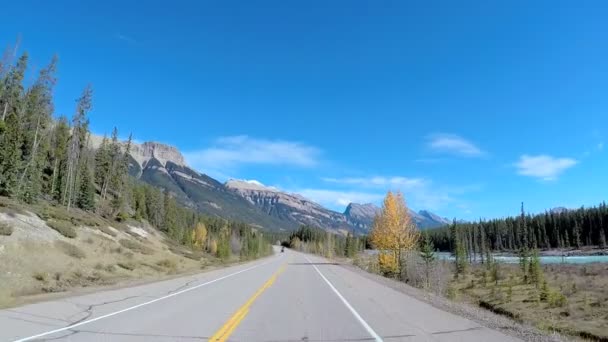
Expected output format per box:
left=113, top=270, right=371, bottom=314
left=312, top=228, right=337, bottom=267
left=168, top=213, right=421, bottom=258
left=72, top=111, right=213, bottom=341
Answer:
left=428, top=203, right=608, bottom=253
left=0, top=48, right=271, bottom=258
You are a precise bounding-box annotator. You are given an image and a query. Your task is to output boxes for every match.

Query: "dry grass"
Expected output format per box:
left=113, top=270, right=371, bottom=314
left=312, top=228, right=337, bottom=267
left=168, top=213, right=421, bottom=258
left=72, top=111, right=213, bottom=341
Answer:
left=46, top=219, right=77, bottom=238
left=119, top=239, right=154, bottom=255
left=454, top=263, right=608, bottom=341
left=99, top=225, right=117, bottom=237
left=0, top=222, right=13, bottom=236
left=55, top=241, right=86, bottom=259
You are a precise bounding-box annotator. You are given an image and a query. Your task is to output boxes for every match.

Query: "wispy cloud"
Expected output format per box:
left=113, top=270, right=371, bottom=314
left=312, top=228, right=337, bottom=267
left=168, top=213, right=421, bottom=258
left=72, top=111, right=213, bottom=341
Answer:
left=295, top=189, right=384, bottom=207
left=115, top=33, right=137, bottom=44
left=322, top=176, right=426, bottom=188
left=184, top=136, right=321, bottom=172
left=514, top=155, right=578, bottom=181
left=427, top=133, right=484, bottom=157
left=317, top=174, right=479, bottom=212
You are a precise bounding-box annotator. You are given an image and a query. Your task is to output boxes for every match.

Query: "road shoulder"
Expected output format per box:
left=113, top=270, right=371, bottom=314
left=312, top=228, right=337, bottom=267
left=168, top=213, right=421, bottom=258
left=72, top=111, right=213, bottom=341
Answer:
left=339, top=261, right=563, bottom=342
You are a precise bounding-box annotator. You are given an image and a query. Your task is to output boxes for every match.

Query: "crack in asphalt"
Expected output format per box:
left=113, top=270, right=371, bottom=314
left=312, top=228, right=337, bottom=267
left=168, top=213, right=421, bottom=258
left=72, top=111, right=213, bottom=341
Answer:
left=431, top=326, right=483, bottom=335
left=67, top=295, right=142, bottom=325
left=166, top=277, right=201, bottom=295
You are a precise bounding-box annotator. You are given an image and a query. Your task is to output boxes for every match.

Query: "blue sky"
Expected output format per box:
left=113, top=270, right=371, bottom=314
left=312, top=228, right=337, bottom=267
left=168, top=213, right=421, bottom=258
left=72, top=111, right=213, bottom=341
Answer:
left=3, top=1, right=608, bottom=219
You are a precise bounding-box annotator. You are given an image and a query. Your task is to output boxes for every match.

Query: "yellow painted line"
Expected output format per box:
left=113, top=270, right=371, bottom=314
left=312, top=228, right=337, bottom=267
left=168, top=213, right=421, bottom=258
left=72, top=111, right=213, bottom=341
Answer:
left=209, top=265, right=286, bottom=342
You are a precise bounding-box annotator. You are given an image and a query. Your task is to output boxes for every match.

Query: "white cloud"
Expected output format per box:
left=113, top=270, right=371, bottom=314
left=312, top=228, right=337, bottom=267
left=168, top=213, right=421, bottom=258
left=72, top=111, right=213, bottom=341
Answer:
left=184, top=135, right=321, bottom=171
left=427, top=133, right=484, bottom=157
left=515, top=155, right=578, bottom=181
left=317, top=175, right=480, bottom=211
left=115, top=33, right=137, bottom=44
left=296, top=189, right=384, bottom=208
left=321, top=176, right=426, bottom=188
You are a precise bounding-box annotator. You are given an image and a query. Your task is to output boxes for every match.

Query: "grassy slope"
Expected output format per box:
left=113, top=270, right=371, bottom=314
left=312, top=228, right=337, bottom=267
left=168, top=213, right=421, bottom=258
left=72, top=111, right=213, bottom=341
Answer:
left=0, top=197, right=230, bottom=309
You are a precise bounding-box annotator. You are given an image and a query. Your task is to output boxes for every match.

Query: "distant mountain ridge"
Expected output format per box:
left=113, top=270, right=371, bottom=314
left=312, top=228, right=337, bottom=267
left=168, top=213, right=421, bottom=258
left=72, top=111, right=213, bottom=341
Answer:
left=90, top=137, right=450, bottom=233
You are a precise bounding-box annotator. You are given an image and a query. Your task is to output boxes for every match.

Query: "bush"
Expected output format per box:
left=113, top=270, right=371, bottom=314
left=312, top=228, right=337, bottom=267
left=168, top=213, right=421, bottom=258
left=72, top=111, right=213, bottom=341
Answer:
left=47, top=220, right=77, bottom=238
left=0, top=222, right=13, bottom=236
left=33, top=272, right=47, bottom=282
left=548, top=291, right=568, bottom=308
left=119, top=239, right=154, bottom=255
left=156, top=259, right=178, bottom=272
left=117, top=261, right=137, bottom=271
left=55, top=241, right=86, bottom=259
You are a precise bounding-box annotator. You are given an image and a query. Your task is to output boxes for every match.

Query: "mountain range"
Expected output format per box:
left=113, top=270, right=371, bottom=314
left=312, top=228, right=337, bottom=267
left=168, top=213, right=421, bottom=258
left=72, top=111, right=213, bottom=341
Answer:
left=94, top=139, right=450, bottom=233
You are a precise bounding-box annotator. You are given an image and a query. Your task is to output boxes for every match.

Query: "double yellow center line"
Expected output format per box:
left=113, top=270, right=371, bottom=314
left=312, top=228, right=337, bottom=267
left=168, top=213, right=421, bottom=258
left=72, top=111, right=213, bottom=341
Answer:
left=209, top=264, right=286, bottom=342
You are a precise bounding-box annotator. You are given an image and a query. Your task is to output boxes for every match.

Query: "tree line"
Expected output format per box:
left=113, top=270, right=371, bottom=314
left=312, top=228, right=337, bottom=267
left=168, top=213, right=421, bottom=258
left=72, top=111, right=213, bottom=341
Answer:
left=0, top=45, right=272, bottom=260
left=286, top=225, right=366, bottom=258
left=428, top=203, right=608, bottom=255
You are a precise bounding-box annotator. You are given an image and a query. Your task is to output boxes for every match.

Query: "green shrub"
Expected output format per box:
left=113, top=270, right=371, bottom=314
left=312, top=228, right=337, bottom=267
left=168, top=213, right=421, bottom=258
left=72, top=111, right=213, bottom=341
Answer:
left=115, top=212, right=129, bottom=222
left=33, top=272, right=47, bottom=282
left=47, top=220, right=77, bottom=238
left=0, top=222, right=13, bottom=236
left=55, top=241, right=86, bottom=259
left=548, top=291, right=568, bottom=308
left=117, top=261, right=136, bottom=271
left=119, top=239, right=154, bottom=255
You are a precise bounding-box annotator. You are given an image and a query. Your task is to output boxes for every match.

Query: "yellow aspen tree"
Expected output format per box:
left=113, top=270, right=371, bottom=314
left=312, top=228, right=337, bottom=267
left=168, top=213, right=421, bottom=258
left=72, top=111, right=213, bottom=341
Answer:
left=209, top=238, right=218, bottom=255
left=192, top=222, right=207, bottom=250
left=370, top=191, right=419, bottom=275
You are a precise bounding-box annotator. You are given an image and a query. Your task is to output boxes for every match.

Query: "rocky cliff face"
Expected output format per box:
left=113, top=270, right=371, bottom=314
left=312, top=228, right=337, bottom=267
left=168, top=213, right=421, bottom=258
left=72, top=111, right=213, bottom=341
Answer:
left=344, top=203, right=381, bottom=230
left=225, top=180, right=353, bottom=232
left=343, top=203, right=450, bottom=230
left=131, top=142, right=185, bottom=168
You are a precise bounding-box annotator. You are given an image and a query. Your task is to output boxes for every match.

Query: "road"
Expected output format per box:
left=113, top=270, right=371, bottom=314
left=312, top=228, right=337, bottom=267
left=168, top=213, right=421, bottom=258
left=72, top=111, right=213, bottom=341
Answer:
left=0, top=248, right=520, bottom=341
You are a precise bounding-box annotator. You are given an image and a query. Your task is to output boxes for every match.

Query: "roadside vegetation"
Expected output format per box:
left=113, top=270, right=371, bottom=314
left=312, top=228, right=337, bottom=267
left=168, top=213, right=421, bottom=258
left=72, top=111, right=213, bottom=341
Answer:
left=347, top=192, right=608, bottom=341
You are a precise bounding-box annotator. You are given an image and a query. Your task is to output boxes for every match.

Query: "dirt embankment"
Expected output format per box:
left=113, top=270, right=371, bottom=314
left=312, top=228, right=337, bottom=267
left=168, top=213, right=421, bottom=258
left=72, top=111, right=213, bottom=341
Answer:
left=0, top=199, right=223, bottom=309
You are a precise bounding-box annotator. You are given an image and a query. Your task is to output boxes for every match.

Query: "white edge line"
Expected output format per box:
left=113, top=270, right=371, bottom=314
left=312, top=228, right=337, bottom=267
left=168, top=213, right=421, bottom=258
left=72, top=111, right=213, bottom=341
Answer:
left=12, top=255, right=280, bottom=342
left=304, top=255, right=383, bottom=342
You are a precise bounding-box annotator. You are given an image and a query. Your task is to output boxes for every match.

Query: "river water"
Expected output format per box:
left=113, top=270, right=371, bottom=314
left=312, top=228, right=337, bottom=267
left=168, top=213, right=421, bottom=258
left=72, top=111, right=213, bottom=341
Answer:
left=434, top=252, right=608, bottom=264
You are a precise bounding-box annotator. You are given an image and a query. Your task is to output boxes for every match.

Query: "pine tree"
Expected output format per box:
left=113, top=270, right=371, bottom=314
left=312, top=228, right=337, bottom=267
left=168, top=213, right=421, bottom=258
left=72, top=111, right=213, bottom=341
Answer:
left=454, top=236, right=467, bottom=279
left=94, top=135, right=111, bottom=199
left=529, top=249, right=543, bottom=288
left=76, top=155, right=95, bottom=210
left=64, top=85, right=92, bottom=210
left=519, top=247, right=530, bottom=283
left=0, top=103, right=23, bottom=196
left=47, top=116, right=70, bottom=201
left=17, top=56, right=57, bottom=203
left=573, top=221, right=582, bottom=249
left=420, top=232, right=436, bottom=288
left=0, top=53, right=28, bottom=196
left=599, top=229, right=606, bottom=249
left=520, top=202, right=529, bottom=249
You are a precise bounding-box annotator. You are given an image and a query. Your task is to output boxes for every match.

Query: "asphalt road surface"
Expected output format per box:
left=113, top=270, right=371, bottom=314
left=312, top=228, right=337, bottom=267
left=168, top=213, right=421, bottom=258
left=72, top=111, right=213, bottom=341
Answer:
left=0, top=248, right=520, bottom=341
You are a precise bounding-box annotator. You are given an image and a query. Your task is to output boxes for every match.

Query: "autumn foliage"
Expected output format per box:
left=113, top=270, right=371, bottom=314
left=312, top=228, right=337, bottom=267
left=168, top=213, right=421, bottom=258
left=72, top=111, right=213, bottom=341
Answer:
left=370, top=191, right=419, bottom=275
left=191, top=222, right=208, bottom=250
